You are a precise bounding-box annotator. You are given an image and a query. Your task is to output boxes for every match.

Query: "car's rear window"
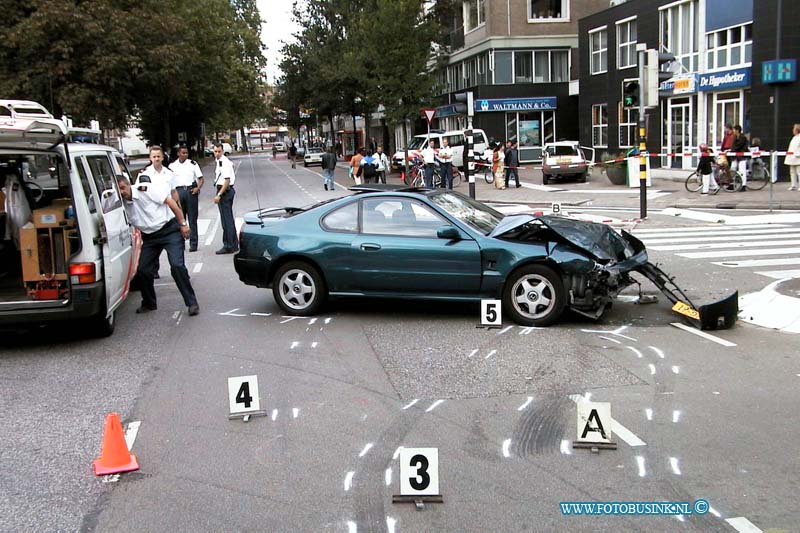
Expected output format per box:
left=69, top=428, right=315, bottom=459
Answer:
left=547, top=146, right=579, bottom=157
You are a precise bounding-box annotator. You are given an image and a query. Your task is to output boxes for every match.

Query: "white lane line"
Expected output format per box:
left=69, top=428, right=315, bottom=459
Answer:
left=670, top=457, right=681, bottom=475
left=426, top=399, right=445, bottom=412
left=311, top=342, right=318, bottom=348
left=670, top=322, right=737, bottom=347
left=468, top=349, right=478, bottom=358
left=713, top=257, right=800, bottom=268
left=650, top=238, right=800, bottom=251
left=203, top=216, right=220, bottom=246
left=709, top=507, right=722, bottom=518
left=385, top=467, right=392, bottom=486
left=648, top=364, right=656, bottom=375
left=672, top=410, right=681, bottom=423
left=627, top=346, right=644, bottom=358
left=517, top=396, right=533, bottom=411
left=386, top=517, right=397, bottom=533
left=251, top=312, right=272, bottom=317
left=358, top=443, right=373, bottom=458
left=344, top=471, right=354, bottom=491
left=599, top=335, right=621, bottom=344
left=502, top=439, right=512, bottom=458
left=124, top=421, right=141, bottom=451
left=636, top=456, right=646, bottom=477
left=649, top=346, right=665, bottom=359
left=271, top=409, right=278, bottom=421
left=292, top=408, right=299, bottom=419
left=672, top=365, right=680, bottom=374
left=645, top=408, right=653, bottom=421
left=290, top=341, right=299, bottom=349
left=393, top=447, right=403, bottom=460
left=347, top=521, right=357, bottom=533
left=560, top=439, right=572, bottom=455
left=402, top=399, right=419, bottom=410
left=192, top=262, right=203, bottom=273
left=756, top=269, right=800, bottom=280
left=570, top=395, right=646, bottom=447
left=679, top=246, right=800, bottom=259
left=484, top=349, right=497, bottom=360
left=497, top=325, right=513, bottom=335
left=725, top=517, right=763, bottom=533
left=675, top=515, right=685, bottom=522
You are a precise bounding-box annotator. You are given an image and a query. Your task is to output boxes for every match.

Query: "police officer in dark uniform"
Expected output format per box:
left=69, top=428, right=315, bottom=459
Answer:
left=168, top=144, right=204, bottom=251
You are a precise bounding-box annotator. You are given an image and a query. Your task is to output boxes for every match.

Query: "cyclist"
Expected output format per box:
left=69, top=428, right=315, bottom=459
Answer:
left=697, top=144, right=718, bottom=195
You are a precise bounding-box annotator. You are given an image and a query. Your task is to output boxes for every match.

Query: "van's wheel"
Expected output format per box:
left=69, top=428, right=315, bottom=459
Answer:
left=503, top=264, right=566, bottom=326
left=86, top=305, right=115, bottom=337
left=272, top=261, right=327, bottom=316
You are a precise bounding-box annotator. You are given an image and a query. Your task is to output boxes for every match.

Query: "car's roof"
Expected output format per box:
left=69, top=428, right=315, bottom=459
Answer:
left=544, top=141, right=580, bottom=147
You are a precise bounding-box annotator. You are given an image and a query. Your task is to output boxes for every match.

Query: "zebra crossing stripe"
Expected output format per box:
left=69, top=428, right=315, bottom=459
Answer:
left=650, top=238, right=800, bottom=252
left=755, top=269, right=800, bottom=280
left=639, top=228, right=800, bottom=241
left=633, top=223, right=790, bottom=234
left=678, top=246, right=800, bottom=259
left=712, top=257, right=800, bottom=268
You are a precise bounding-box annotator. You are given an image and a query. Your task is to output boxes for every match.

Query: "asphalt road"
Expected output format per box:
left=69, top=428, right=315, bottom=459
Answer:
left=1, top=153, right=797, bottom=532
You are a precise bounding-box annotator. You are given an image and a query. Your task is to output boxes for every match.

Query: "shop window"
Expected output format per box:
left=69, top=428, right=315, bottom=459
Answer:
left=463, top=0, right=485, bottom=33
left=616, top=18, right=637, bottom=70
left=494, top=51, right=513, bottom=84
left=705, top=23, right=752, bottom=71
left=528, top=0, right=569, bottom=22
left=589, top=27, right=607, bottom=75
left=592, top=104, right=608, bottom=148
left=659, top=0, right=698, bottom=73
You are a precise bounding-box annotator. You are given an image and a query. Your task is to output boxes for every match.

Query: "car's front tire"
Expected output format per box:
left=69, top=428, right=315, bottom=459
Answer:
left=272, top=261, right=327, bottom=316
left=503, top=264, right=566, bottom=326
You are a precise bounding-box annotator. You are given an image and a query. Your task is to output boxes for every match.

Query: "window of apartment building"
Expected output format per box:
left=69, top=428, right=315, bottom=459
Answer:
left=592, top=104, right=608, bottom=147
left=464, top=0, right=485, bottom=33
left=706, top=23, right=752, bottom=71
left=589, top=27, right=607, bottom=75
left=494, top=51, right=514, bottom=84
left=493, top=49, right=569, bottom=85
left=477, top=53, right=489, bottom=85
left=515, top=51, right=533, bottom=83
left=550, top=50, right=569, bottom=82
left=465, top=57, right=478, bottom=87
left=659, top=0, right=699, bottom=73
left=616, top=17, right=637, bottom=70
left=528, top=0, right=569, bottom=22
left=618, top=106, right=638, bottom=148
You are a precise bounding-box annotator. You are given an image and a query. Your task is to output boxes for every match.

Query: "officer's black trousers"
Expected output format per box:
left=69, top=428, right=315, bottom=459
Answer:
left=137, top=218, right=198, bottom=309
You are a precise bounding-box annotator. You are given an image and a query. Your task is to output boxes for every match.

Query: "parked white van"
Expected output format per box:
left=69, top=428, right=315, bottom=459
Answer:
left=0, top=115, right=140, bottom=336
left=391, top=128, right=489, bottom=170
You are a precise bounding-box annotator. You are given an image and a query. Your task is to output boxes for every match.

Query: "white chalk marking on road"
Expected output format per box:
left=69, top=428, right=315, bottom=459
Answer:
left=292, top=408, right=299, bottom=419
left=570, top=395, right=646, bottom=446
left=636, top=456, right=646, bottom=477
left=344, top=471, right=354, bottom=491
left=670, top=322, right=737, bottom=347
left=581, top=324, right=637, bottom=341
left=675, top=515, right=686, bottom=522
left=358, top=443, right=373, bottom=458
left=725, top=517, right=763, bottom=533
left=203, top=216, right=220, bottom=246
left=484, top=349, right=497, bottom=360
left=709, top=507, right=722, bottom=518
left=648, top=363, right=656, bottom=375
left=627, top=346, right=644, bottom=358
left=426, top=399, right=445, bottom=412
left=280, top=316, right=302, bottom=323
left=360, top=414, right=367, bottom=422
left=308, top=318, right=317, bottom=325
left=712, top=257, right=800, bottom=268
left=560, top=439, right=572, bottom=455
left=393, top=447, right=403, bottom=460
left=517, top=397, right=533, bottom=411
left=347, top=521, right=357, bottom=533
left=679, top=246, right=800, bottom=259
left=599, top=335, right=621, bottom=344
left=713, top=391, right=721, bottom=395
left=271, top=409, right=278, bottom=421
left=645, top=408, right=653, bottom=421
left=518, top=326, right=538, bottom=335
left=672, top=410, right=681, bottom=423
left=386, top=517, right=397, bottom=533
left=670, top=457, right=681, bottom=475
left=172, top=311, right=180, bottom=320
left=497, top=325, right=513, bottom=335
left=219, top=308, right=246, bottom=317
left=311, top=342, right=318, bottom=348
left=290, top=341, right=299, bottom=349
left=502, top=439, right=512, bottom=458
left=101, top=474, right=121, bottom=483
left=385, top=467, right=392, bottom=486
left=192, top=262, right=203, bottom=273
left=672, top=365, right=680, bottom=374
left=402, top=399, right=419, bottom=410
left=468, top=349, right=478, bottom=358
left=251, top=312, right=272, bottom=317
left=124, top=421, right=141, bottom=451
left=324, top=317, right=333, bottom=324
left=649, top=346, right=665, bottom=359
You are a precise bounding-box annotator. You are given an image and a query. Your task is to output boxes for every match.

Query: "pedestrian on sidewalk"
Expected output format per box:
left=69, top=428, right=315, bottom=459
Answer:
left=786, top=124, right=800, bottom=191
left=732, top=125, right=749, bottom=190
left=697, top=144, right=718, bottom=195
left=375, top=146, right=390, bottom=184
left=492, top=142, right=506, bottom=190
left=504, top=140, right=521, bottom=188
left=321, top=146, right=337, bottom=191
left=212, top=142, right=238, bottom=254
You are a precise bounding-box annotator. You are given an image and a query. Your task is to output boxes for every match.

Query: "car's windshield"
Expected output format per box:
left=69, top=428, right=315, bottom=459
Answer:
left=428, top=191, right=504, bottom=235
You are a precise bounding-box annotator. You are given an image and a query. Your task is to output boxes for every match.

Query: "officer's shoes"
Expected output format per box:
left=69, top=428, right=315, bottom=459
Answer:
left=188, top=305, right=200, bottom=316
left=324, top=184, right=328, bottom=191
left=136, top=304, right=157, bottom=314
left=189, top=247, right=198, bottom=252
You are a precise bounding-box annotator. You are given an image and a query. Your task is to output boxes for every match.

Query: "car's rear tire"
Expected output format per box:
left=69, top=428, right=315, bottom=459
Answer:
left=272, top=261, right=326, bottom=316
left=542, top=174, right=550, bottom=185
left=576, top=172, right=587, bottom=183
left=503, top=264, right=566, bottom=327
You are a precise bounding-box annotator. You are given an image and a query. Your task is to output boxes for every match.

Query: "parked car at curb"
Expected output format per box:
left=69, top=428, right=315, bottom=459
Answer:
left=541, top=141, right=594, bottom=185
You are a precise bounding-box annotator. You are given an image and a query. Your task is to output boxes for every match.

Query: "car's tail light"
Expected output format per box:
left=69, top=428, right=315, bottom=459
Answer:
left=70, top=262, right=97, bottom=284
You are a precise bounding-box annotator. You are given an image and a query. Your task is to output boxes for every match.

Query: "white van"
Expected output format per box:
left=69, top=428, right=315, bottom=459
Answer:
left=391, top=128, right=489, bottom=170
left=1, top=115, right=139, bottom=336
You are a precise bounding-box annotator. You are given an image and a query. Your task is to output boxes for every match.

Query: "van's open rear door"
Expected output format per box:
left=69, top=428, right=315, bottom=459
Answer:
left=0, top=118, right=67, bottom=150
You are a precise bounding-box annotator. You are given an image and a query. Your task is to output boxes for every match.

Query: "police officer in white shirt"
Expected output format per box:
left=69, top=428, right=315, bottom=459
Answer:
left=375, top=146, right=390, bottom=184
left=168, top=144, right=204, bottom=252
left=436, top=138, right=454, bottom=189
left=212, top=142, right=238, bottom=254
left=118, top=173, right=199, bottom=316
left=421, top=141, right=437, bottom=188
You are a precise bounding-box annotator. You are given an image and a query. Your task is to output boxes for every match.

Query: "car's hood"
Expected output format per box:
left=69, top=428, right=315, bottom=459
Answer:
left=490, top=214, right=635, bottom=262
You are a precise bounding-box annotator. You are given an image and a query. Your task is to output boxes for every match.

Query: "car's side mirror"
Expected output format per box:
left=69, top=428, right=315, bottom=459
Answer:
left=437, top=226, right=461, bottom=240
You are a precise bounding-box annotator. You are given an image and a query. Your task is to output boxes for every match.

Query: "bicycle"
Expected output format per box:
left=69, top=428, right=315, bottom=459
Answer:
left=685, top=162, right=743, bottom=194
left=403, top=162, right=462, bottom=188
left=744, top=157, right=769, bottom=191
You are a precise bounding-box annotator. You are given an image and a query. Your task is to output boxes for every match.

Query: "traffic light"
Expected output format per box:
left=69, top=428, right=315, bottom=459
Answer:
left=454, top=91, right=474, bottom=117
left=622, top=80, right=639, bottom=108
left=645, top=50, right=676, bottom=107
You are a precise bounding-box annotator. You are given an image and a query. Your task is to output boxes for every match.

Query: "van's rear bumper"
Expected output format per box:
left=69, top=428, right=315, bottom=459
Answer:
left=0, top=281, right=104, bottom=327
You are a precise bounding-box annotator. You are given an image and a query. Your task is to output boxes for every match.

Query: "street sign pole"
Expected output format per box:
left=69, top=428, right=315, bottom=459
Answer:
left=637, top=45, right=647, bottom=219
left=421, top=108, right=437, bottom=187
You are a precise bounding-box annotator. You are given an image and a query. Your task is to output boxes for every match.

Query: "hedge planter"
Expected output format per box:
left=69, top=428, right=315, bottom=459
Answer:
left=605, top=165, right=627, bottom=185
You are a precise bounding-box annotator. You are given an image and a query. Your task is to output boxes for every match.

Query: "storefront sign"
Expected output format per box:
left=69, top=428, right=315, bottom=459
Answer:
left=762, top=59, right=797, bottom=84
left=476, top=97, right=557, bottom=113
left=436, top=104, right=459, bottom=118
left=659, top=74, right=697, bottom=95
left=698, top=67, right=751, bottom=92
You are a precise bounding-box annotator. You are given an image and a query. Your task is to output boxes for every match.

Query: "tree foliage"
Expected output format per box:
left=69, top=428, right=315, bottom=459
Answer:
left=0, top=0, right=268, bottom=147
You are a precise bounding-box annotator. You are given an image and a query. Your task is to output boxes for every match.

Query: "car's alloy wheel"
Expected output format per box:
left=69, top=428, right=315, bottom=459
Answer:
left=273, top=261, right=326, bottom=315
left=503, top=264, right=566, bottom=326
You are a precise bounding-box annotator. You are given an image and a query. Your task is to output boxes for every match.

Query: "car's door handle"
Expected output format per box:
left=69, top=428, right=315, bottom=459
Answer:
left=360, top=243, right=381, bottom=251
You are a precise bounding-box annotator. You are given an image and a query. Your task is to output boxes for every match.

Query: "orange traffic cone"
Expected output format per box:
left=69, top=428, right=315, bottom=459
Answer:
left=92, top=413, right=139, bottom=476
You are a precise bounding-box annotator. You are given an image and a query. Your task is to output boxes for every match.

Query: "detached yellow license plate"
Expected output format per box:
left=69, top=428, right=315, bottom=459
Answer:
left=672, top=301, right=700, bottom=320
